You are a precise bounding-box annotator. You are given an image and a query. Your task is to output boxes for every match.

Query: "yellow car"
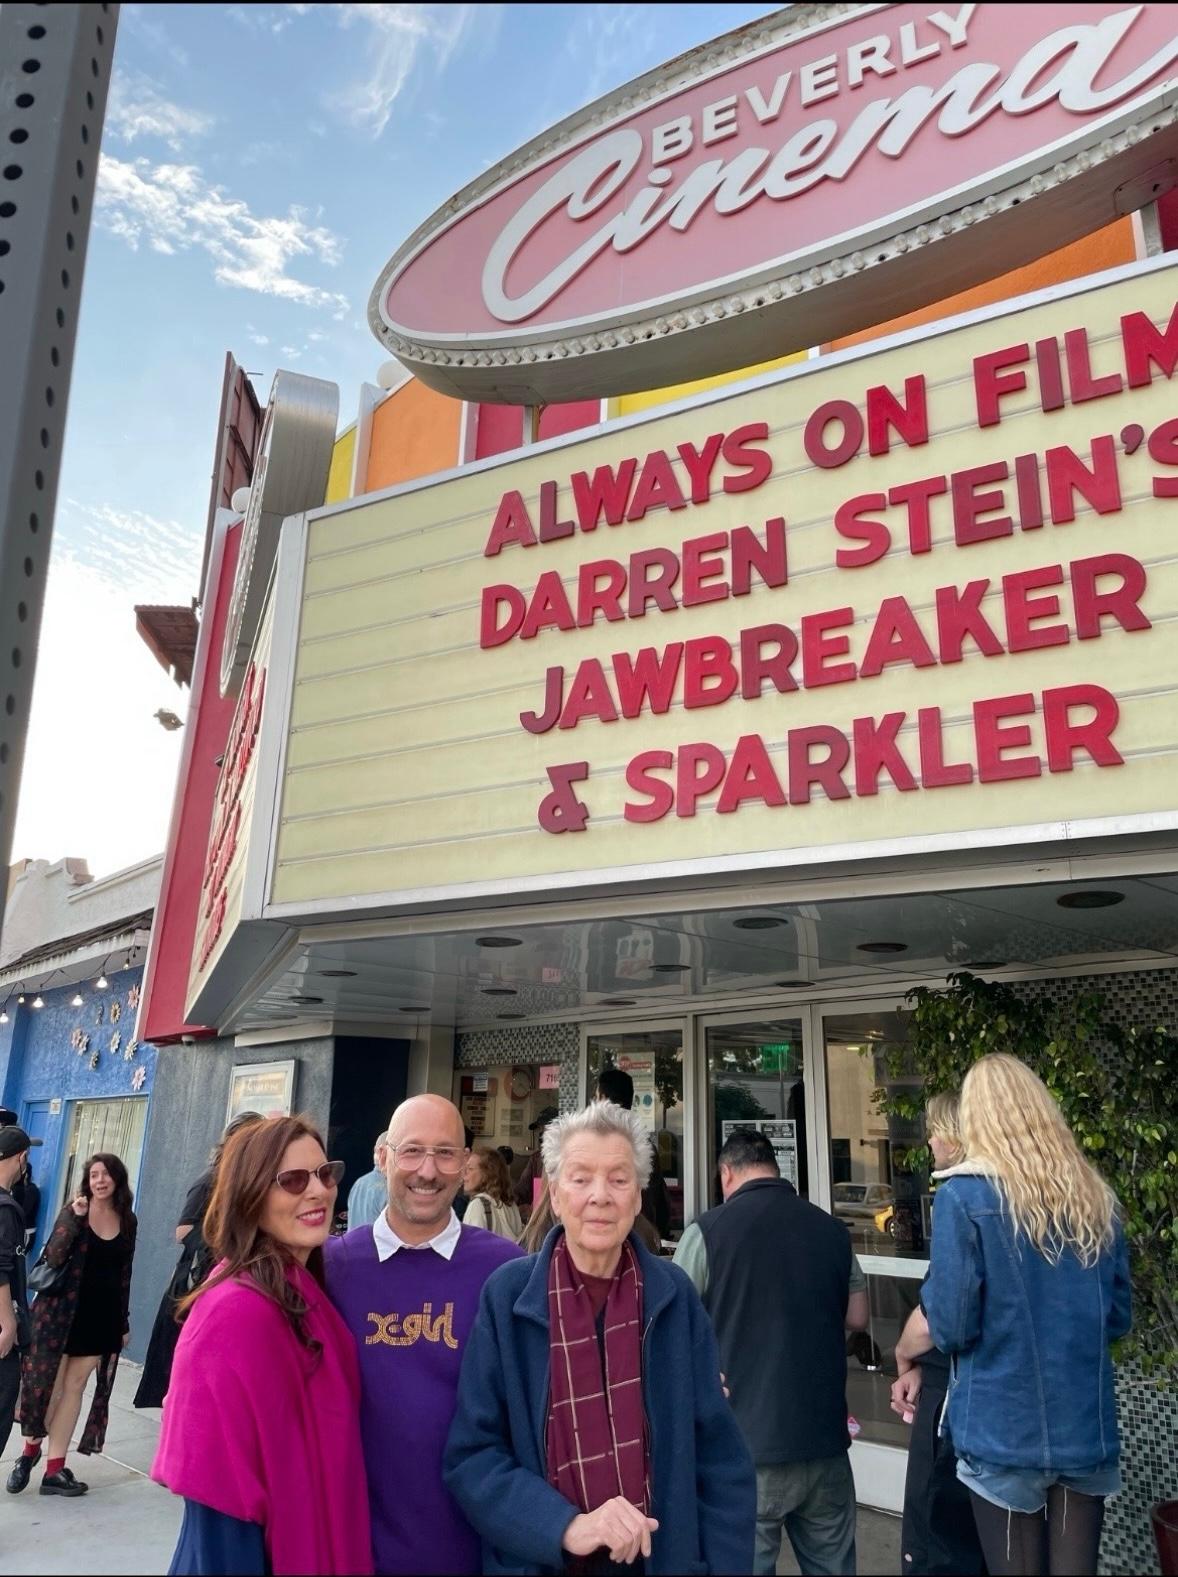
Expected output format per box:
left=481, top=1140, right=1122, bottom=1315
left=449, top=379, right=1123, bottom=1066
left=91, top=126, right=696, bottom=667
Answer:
left=873, top=1203, right=896, bottom=1237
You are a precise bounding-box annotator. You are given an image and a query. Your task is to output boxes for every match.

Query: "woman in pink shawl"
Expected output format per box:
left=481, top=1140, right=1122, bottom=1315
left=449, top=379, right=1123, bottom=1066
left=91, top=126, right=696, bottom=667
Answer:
left=152, top=1115, right=372, bottom=1576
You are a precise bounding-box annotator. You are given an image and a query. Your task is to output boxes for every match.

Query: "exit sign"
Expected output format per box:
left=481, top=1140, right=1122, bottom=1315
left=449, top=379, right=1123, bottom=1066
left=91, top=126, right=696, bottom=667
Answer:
left=760, top=1044, right=794, bottom=1073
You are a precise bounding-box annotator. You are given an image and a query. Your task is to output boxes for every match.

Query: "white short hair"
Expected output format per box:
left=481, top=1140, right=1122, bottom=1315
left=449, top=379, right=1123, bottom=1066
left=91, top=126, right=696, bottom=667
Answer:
left=541, top=1101, right=652, bottom=1189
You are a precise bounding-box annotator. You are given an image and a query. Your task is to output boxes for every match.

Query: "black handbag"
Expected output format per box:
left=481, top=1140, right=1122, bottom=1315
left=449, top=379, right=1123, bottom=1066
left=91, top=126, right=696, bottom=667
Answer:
left=27, top=1250, right=67, bottom=1295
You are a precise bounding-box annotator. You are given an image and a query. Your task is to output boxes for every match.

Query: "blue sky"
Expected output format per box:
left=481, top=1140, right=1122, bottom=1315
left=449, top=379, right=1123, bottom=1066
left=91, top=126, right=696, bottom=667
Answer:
left=17, top=1, right=776, bottom=879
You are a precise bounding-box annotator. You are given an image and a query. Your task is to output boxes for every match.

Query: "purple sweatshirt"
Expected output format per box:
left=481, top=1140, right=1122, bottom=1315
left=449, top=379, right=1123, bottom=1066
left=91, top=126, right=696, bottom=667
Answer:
left=324, top=1223, right=522, bottom=1576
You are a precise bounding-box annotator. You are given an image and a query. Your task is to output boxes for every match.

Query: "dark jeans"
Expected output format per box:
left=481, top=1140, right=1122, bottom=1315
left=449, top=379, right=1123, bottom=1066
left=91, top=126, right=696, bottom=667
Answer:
left=0, top=1348, right=20, bottom=1460
left=901, top=1371, right=987, bottom=1575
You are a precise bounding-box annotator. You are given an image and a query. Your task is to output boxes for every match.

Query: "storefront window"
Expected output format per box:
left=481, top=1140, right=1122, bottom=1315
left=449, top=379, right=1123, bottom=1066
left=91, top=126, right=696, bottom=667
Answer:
left=705, top=1018, right=807, bottom=1205
left=823, top=1010, right=929, bottom=1454
left=585, top=1027, right=685, bottom=1235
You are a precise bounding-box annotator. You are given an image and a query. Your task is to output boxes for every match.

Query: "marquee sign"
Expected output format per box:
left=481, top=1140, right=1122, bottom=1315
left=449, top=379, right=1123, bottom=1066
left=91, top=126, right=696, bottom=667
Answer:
left=269, top=256, right=1178, bottom=918
left=221, top=371, right=338, bottom=698
left=371, top=2, right=1178, bottom=405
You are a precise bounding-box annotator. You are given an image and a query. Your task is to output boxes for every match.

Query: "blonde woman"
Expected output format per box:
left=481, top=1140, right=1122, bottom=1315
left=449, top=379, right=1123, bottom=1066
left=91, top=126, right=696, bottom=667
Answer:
left=890, top=1093, right=984, bottom=1576
left=921, top=1055, right=1132, bottom=1577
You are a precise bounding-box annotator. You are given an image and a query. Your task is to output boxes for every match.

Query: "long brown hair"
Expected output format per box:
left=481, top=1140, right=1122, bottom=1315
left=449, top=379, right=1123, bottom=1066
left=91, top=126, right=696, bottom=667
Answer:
left=469, top=1146, right=513, bottom=1206
left=178, top=1114, right=333, bottom=1354
left=520, top=1179, right=555, bottom=1253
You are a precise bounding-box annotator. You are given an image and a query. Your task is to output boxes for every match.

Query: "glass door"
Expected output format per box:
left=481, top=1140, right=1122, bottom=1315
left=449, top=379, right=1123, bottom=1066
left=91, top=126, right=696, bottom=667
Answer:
left=583, top=1022, right=688, bottom=1238
left=703, top=1015, right=810, bottom=1206
left=820, top=1004, right=929, bottom=1513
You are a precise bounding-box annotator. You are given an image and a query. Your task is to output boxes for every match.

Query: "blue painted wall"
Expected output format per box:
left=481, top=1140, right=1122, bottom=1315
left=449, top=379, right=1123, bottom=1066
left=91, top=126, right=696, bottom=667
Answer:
left=0, top=966, right=157, bottom=1255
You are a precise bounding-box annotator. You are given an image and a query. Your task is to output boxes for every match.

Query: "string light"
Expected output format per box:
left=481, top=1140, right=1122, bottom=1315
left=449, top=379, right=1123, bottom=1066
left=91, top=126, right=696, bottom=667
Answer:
left=31, top=995, right=44, bottom=1010
left=71, top=991, right=84, bottom=1008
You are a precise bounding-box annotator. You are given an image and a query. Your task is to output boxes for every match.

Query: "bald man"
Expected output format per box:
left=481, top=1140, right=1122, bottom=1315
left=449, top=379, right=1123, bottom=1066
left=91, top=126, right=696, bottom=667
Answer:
left=325, top=1095, right=522, bottom=1575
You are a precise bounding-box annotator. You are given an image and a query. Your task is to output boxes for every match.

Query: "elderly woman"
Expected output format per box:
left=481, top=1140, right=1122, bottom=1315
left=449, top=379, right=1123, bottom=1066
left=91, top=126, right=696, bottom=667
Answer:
left=444, top=1101, right=755, bottom=1575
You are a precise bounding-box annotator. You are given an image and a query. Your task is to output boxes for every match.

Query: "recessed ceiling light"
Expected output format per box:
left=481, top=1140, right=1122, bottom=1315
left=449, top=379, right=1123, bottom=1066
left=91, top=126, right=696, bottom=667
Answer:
left=857, top=941, right=908, bottom=954
left=1056, top=890, right=1125, bottom=910
left=775, top=980, right=814, bottom=988
left=651, top=963, right=689, bottom=973
left=476, top=936, right=522, bottom=948
left=317, top=969, right=358, bottom=978
left=481, top=987, right=517, bottom=996
left=497, top=1012, right=526, bottom=1020
left=400, top=1004, right=430, bottom=1012
left=733, top=916, right=789, bottom=930
left=290, top=994, right=324, bottom=1005
left=600, top=996, right=637, bottom=1006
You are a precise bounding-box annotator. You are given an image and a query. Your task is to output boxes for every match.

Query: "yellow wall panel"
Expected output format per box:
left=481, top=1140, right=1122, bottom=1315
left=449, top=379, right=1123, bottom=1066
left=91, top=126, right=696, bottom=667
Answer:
left=614, top=350, right=809, bottom=417
left=325, top=428, right=356, bottom=504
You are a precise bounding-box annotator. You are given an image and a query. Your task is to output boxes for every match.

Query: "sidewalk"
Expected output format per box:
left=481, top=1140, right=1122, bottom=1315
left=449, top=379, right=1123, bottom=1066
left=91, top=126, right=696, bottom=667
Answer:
left=4, top=1360, right=181, bottom=1576
left=3, top=1360, right=902, bottom=1575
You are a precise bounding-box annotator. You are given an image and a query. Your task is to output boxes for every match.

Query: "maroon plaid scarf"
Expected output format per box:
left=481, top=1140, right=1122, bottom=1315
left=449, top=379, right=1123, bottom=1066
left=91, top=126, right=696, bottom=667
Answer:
left=545, top=1233, right=650, bottom=1519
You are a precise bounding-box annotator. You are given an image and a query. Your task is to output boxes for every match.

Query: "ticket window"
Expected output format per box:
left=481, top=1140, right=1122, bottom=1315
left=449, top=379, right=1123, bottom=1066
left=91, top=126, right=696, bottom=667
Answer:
left=453, top=1065, right=560, bottom=1191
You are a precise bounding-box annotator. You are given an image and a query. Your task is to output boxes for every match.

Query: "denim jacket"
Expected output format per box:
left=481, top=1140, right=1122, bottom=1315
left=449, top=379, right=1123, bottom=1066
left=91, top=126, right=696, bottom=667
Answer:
left=922, top=1169, right=1132, bottom=1473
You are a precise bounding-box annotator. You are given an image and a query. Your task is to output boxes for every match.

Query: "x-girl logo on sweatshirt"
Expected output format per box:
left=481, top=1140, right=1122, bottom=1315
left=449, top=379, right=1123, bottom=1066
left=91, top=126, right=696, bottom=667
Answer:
left=365, top=1301, right=459, bottom=1349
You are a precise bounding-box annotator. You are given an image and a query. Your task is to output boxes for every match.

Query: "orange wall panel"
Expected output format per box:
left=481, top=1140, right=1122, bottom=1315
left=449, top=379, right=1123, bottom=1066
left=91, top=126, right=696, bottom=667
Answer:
left=829, top=220, right=1137, bottom=352
left=365, top=378, right=462, bottom=493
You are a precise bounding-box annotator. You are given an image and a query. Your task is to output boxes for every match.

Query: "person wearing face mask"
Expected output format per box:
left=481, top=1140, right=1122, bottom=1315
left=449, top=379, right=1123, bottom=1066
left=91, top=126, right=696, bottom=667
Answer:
left=152, top=1114, right=371, bottom=1576
left=324, top=1094, right=523, bottom=1577
left=0, top=1110, right=40, bottom=1246
left=0, top=1127, right=40, bottom=1472
left=9, top=1151, right=137, bottom=1497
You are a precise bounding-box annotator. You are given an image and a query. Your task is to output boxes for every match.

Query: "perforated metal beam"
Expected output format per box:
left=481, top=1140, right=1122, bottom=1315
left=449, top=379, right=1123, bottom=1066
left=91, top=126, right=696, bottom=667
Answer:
left=0, top=3, right=118, bottom=944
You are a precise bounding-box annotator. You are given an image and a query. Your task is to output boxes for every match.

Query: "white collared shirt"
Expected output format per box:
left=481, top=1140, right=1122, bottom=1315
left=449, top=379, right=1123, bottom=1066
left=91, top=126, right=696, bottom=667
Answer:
left=372, top=1206, right=462, bottom=1263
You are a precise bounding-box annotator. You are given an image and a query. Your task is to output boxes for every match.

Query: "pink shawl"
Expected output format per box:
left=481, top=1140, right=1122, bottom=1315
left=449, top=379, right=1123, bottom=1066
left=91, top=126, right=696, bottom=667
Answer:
left=152, top=1262, right=373, bottom=1576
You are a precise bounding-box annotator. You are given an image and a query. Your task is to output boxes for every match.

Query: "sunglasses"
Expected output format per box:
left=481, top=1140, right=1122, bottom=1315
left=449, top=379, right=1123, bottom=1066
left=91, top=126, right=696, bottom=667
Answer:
left=273, top=1160, right=345, bottom=1196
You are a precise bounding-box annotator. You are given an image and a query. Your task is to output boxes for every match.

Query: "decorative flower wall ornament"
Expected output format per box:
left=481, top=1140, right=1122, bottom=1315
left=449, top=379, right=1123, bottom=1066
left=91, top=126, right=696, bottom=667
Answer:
left=110, top=1000, right=121, bottom=1024
left=109, top=1030, right=121, bottom=1055
left=88, top=1051, right=100, bottom=1071
left=70, top=1027, right=85, bottom=1050
left=123, top=1039, right=138, bottom=1062
left=127, top=984, right=140, bottom=1009
left=131, top=1065, right=146, bottom=1092
left=95, top=1004, right=104, bottom=1025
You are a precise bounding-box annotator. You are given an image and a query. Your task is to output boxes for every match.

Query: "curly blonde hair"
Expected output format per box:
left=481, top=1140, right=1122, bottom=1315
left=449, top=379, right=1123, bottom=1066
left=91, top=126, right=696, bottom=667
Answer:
left=958, top=1054, right=1117, bottom=1266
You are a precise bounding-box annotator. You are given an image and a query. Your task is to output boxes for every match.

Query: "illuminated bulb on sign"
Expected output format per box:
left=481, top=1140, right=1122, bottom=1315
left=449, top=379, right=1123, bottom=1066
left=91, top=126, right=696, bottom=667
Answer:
left=96, top=975, right=108, bottom=990
left=32, top=996, right=44, bottom=1010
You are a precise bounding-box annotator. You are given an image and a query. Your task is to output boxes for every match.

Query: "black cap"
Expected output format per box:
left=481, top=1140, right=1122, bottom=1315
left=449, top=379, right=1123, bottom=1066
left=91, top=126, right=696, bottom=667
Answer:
left=0, top=1108, right=16, bottom=1128
left=528, top=1105, right=559, bottom=1131
left=0, top=1126, right=41, bottom=1159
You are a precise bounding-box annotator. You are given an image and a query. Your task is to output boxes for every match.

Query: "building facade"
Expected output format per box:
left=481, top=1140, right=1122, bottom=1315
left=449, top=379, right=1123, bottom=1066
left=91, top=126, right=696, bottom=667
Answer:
left=132, top=7, right=1178, bottom=1563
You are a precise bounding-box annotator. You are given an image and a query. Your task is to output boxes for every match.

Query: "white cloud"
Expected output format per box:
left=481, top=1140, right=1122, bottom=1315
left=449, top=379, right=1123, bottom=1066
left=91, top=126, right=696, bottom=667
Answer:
left=106, top=70, right=213, bottom=153
left=280, top=344, right=302, bottom=360
left=331, top=5, right=487, bottom=138
left=227, top=3, right=311, bottom=34
left=95, top=154, right=350, bottom=315
left=12, top=507, right=205, bottom=878
left=246, top=325, right=270, bottom=346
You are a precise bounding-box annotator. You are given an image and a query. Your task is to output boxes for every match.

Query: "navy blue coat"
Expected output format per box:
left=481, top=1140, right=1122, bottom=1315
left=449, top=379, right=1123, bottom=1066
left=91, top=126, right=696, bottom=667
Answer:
left=443, top=1228, right=756, bottom=1576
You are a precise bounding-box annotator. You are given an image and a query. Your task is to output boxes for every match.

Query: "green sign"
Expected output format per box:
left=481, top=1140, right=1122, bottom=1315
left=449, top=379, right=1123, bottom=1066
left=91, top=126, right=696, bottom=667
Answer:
left=759, top=1043, right=793, bottom=1073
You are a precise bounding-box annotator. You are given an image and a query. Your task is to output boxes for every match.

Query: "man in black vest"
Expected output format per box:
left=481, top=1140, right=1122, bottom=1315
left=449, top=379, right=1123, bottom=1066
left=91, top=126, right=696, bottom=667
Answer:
left=674, top=1128, right=868, bottom=1576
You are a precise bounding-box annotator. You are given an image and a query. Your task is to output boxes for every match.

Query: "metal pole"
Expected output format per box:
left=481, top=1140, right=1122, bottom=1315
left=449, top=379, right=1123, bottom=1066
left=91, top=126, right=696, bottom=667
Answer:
left=0, top=3, right=119, bottom=949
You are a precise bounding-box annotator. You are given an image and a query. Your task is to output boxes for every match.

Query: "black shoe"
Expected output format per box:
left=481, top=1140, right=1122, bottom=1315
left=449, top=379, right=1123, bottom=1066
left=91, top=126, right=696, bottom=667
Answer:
left=6, top=1449, right=40, bottom=1494
left=39, top=1466, right=88, bottom=1497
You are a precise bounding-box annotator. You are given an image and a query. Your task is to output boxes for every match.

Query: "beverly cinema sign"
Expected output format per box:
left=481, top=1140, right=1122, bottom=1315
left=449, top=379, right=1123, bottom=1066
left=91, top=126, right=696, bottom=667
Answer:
left=370, top=2, right=1178, bottom=404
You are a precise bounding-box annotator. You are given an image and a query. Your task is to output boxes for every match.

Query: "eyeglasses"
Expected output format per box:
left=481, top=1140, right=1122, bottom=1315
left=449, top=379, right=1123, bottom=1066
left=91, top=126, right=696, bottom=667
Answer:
left=389, top=1143, right=467, bottom=1175
left=273, top=1160, right=345, bottom=1196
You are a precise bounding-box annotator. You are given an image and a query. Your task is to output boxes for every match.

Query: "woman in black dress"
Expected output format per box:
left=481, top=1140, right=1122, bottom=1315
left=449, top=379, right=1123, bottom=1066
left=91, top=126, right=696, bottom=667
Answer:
left=7, top=1153, right=136, bottom=1498
left=133, top=1112, right=262, bottom=1411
